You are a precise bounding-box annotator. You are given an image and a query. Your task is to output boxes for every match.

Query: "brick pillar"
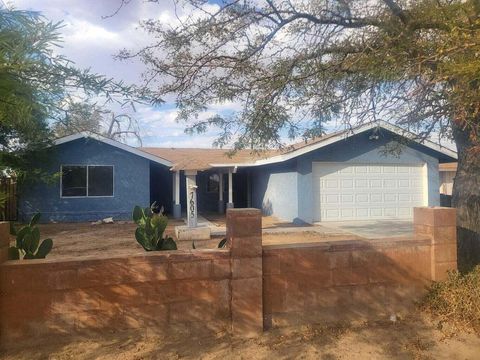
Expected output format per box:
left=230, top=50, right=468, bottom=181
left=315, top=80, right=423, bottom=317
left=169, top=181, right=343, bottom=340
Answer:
left=227, top=208, right=263, bottom=337
left=0, top=222, right=9, bottom=263
left=414, top=207, right=457, bottom=281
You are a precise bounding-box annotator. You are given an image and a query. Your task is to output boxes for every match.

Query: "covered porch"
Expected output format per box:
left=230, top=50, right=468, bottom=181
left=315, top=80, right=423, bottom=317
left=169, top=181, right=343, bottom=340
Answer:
left=149, top=162, right=252, bottom=238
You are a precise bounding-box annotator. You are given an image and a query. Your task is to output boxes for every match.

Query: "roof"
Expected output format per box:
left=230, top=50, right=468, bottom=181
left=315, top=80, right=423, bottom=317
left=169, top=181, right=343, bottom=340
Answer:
left=206, top=120, right=458, bottom=168
left=439, top=162, right=457, bottom=172
left=140, top=147, right=276, bottom=171
left=53, top=132, right=172, bottom=167
left=54, top=121, right=458, bottom=171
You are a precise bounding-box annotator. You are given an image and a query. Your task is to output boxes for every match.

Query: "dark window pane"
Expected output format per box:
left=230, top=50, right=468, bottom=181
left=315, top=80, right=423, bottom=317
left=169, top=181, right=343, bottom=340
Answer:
left=88, top=166, right=113, bottom=196
left=207, top=173, right=220, bottom=193
left=62, top=166, right=87, bottom=197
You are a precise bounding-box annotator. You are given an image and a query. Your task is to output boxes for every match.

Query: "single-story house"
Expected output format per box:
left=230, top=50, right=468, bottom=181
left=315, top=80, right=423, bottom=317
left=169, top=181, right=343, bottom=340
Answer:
left=18, top=120, right=457, bottom=224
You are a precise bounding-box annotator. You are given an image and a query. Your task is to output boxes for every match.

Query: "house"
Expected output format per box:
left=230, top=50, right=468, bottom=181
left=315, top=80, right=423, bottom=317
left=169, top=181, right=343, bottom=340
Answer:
left=18, top=120, right=457, bottom=224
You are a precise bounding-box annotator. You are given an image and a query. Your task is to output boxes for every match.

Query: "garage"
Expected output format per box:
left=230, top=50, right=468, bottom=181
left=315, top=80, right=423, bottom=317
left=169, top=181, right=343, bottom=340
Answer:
left=313, top=163, right=426, bottom=221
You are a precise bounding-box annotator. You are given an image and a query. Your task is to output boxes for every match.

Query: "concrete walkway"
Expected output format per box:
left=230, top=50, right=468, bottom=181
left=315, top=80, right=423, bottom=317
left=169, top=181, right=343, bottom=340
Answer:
left=194, top=215, right=351, bottom=237
left=315, top=220, right=414, bottom=239
left=189, top=215, right=414, bottom=239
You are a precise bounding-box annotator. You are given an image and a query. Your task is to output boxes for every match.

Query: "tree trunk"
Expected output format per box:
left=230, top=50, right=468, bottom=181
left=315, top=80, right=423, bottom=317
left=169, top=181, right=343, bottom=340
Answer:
left=452, top=123, right=480, bottom=272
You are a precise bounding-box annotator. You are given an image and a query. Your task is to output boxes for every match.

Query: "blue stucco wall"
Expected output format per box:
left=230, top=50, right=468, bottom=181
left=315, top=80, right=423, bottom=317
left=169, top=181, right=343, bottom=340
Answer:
left=251, top=160, right=299, bottom=222
left=251, top=130, right=441, bottom=223
left=19, top=138, right=152, bottom=222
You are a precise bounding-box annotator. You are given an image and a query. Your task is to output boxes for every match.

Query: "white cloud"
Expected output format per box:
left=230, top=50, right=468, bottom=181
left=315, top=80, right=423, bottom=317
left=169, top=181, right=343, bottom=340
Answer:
left=63, top=19, right=122, bottom=46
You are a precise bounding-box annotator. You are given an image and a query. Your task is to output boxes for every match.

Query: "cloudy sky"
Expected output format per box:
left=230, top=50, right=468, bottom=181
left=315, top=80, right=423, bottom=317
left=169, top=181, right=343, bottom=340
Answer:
left=9, top=0, right=228, bottom=147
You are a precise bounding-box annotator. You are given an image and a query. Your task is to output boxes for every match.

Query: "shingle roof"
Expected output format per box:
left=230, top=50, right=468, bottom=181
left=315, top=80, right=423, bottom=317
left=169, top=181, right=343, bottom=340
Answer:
left=140, top=127, right=353, bottom=170
left=140, top=147, right=277, bottom=171
left=141, top=121, right=458, bottom=170
left=140, top=133, right=339, bottom=170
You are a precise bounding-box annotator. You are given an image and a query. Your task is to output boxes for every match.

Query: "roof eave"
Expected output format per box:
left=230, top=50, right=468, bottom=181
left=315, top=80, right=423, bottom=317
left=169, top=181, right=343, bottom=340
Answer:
left=210, top=121, right=457, bottom=168
left=53, top=132, right=173, bottom=167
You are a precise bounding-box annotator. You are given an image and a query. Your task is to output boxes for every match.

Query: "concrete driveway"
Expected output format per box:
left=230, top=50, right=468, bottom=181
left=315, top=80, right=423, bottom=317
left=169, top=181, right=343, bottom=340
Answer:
left=316, top=219, right=414, bottom=239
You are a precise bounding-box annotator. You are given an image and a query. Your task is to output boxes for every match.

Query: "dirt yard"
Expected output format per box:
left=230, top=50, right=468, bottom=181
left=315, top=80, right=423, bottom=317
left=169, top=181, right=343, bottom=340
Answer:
left=34, top=220, right=227, bottom=259
left=1, top=313, right=479, bottom=359
left=28, top=219, right=361, bottom=259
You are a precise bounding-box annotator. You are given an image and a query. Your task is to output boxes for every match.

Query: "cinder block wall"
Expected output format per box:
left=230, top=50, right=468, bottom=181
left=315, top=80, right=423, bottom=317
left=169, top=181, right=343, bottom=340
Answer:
left=263, top=207, right=457, bottom=328
left=0, top=210, right=263, bottom=345
left=263, top=238, right=432, bottom=328
left=0, top=250, right=232, bottom=343
left=0, top=208, right=456, bottom=344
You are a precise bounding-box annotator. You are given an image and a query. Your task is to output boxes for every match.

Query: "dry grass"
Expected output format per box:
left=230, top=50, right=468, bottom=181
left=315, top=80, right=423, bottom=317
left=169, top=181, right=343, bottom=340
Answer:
left=2, top=314, right=480, bottom=359
left=420, top=266, right=480, bottom=334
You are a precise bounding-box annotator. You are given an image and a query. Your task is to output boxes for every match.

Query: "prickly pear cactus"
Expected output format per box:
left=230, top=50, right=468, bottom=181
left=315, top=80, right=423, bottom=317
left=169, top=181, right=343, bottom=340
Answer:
left=132, top=203, right=177, bottom=252
left=8, top=213, right=53, bottom=260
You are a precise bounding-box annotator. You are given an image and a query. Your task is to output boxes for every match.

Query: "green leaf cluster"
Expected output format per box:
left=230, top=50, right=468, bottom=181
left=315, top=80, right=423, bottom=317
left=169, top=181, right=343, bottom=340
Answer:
left=8, top=212, right=53, bottom=260
left=132, top=203, right=177, bottom=251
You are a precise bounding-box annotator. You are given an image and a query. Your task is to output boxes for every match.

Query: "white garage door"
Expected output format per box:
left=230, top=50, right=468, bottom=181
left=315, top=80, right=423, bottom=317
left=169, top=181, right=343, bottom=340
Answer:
left=313, top=163, right=426, bottom=221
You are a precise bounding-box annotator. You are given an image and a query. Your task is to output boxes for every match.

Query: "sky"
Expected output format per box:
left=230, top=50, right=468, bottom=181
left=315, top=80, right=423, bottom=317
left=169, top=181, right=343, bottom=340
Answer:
left=9, top=0, right=227, bottom=148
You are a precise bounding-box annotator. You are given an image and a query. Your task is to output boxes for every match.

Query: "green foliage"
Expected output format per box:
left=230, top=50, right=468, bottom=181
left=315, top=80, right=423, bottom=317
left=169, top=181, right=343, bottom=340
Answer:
left=132, top=203, right=177, bottom=251
left=420, top=266, right=480, bottom=333
left=8, top=213, right=53, bottom=260
left=0, top=9, right=146, bottom=185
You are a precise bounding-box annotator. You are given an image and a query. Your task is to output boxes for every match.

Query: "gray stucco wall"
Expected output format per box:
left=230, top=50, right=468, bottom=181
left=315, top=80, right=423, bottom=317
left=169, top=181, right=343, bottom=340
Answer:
left=19, top=138, right=152, bottom=222
left=251, top=131, right=440, bottom=223
left=251, top=160, right=299, bottom=222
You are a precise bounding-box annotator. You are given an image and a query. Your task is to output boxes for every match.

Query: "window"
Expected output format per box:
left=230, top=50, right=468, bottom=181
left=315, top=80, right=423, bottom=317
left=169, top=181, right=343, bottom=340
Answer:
left=61, top=165, right=114, bottom=197
left=207, top=173, right=220, bottom=193
left=88, top=166, right=114, bottom=196
left=61, top=166, right=87, bottom=197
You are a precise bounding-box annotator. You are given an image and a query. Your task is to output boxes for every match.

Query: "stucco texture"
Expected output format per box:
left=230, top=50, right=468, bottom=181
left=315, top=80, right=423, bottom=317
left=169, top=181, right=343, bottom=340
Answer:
left=252, top=130, right=440, bottom=223
left=19, top=138, right=154, bottom=222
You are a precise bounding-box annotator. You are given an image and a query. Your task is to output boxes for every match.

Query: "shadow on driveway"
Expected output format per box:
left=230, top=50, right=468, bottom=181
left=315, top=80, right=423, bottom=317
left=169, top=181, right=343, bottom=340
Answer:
left=316, top=220, right=414, bottom=239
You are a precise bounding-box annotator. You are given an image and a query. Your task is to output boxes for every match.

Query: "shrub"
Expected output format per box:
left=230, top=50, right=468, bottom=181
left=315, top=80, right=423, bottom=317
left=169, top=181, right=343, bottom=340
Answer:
left=420, top=266, right=480, bottom=333
left=132, top=203, right=177, bottom=251
left=8, top=213, right=53, bottom=260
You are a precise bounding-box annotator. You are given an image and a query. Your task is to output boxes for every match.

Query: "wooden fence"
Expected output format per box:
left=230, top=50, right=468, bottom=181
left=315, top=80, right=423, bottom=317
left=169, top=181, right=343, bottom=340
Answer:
left=0, top=177, right=17, bottom=221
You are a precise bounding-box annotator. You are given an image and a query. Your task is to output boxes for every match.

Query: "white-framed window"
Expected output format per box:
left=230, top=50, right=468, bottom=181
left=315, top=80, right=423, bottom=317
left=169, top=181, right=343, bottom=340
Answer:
left=61, top=165, right=114, bottom=198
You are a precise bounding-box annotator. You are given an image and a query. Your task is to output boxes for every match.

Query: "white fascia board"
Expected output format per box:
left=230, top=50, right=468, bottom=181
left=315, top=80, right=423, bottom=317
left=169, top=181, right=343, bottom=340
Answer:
left=208, top=121, right=457, bottom=168
left=53, top=132, right=173, bottom=167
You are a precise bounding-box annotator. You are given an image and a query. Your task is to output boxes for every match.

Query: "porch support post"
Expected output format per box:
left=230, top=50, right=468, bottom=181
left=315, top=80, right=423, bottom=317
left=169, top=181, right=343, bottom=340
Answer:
left=218, top=172, right=224, bottom=214
left=172, top=171, right=181, bottom=219
left=185, top=170, right=198, bottom=228
left=227, top=168, right=234, bottom=209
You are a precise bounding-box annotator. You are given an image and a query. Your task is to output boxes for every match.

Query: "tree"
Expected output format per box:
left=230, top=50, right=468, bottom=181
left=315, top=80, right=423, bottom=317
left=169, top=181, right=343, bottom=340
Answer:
left=53, top=102, right=142, bottom=145
left=105, top=112, right=143, bottom=146
left=53, top=102, right=103, bottom=137
left=118, top=0, right=480, bottom=266
left=0, top=9, right=147, bottom=183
